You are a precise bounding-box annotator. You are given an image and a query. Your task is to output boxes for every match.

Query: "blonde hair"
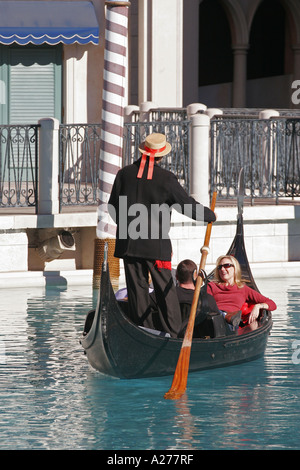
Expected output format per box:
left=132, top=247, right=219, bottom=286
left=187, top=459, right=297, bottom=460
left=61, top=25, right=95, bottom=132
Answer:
left=214, top=255, right=244, bottom=288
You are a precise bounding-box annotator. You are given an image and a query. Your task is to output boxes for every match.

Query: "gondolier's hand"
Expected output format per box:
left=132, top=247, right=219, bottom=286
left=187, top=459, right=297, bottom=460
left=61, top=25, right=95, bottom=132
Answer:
left=248, top=303, right=269, bottom=324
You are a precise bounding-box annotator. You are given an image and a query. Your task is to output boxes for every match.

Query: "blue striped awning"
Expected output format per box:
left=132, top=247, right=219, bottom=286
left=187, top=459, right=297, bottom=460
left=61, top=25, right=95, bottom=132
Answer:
left=0, top=1, right=99, bottom=45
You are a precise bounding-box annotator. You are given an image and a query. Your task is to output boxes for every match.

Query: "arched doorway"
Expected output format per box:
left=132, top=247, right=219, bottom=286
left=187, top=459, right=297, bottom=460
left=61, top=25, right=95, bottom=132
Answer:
left=247, top=0, right=290, bottom=107
left=198, top=0, right=233, bottom=107
left=248, top=0, right=285, bottom=79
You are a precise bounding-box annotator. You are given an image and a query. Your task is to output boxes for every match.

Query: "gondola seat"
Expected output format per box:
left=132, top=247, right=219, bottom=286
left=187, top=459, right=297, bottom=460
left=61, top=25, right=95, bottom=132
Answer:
left=139, top=326, right=171, bottom=338
left=194, top=312, right=230, bottom=338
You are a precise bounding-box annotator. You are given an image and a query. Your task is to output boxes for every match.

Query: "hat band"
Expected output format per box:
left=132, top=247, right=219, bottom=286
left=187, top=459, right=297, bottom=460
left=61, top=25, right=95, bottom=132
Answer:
left=144, top=144, right=166, bottom=154
left=137, top=145, right=166, bottom=179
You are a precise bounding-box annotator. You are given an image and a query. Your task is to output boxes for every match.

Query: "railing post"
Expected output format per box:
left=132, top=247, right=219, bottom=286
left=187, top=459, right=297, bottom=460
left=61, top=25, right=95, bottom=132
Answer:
left=139, top=101, right=157, bottom=140
left=186, top=103, right=207, bottom=119
left=205, top=108, right=223, bottom=119
left=139, top=100, right=157, bottom=121
left=190, top=113, right=210, bottom=207
left=258, top=109, right=279, bottom=120
left=205, top=109, right=223, bottom=200
left=38, top=118, right=60, bottom=215
left=124, top=105, right=140, bottom=166
left=259, top=109, right=280, bottom=202
left=124, top=105, right=140, bottom=123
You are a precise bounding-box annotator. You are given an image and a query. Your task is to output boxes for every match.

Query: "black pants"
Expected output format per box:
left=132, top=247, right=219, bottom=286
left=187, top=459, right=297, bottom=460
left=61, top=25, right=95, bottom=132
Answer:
left=123, top=257, right=182, bottom=338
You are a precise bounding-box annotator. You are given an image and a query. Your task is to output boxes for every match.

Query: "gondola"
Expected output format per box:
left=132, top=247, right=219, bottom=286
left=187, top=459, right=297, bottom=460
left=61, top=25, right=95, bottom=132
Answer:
left=81, top=171, right=273, bottom=379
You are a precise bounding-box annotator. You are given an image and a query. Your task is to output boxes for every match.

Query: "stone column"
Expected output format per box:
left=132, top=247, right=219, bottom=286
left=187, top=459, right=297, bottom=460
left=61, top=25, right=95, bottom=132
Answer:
left=190, top=113, right=210, bottom=207
left=292, top=44, right=300, bottom=80
left=38, top=118, right=60, bottom=215
left=232, top=44, right=249, bottom=108
left=291, top=44, right=300, bottom=107
left=139, top=0, right=185, bottom=106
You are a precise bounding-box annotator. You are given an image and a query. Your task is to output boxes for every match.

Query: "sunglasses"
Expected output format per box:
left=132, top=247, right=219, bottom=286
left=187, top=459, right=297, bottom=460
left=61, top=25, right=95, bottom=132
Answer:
left=217, top=263, right=234, bottom=270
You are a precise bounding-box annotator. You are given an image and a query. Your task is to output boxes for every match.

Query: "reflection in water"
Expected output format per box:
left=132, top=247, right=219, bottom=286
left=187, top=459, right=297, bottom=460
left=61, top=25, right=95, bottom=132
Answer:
left=0, top=279, right=299, bottom=449
left=0, top=286, right=95, bottom=449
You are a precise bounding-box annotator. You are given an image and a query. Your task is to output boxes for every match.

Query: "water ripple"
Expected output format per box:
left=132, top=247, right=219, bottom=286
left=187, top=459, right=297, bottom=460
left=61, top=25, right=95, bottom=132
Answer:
left=0, top=280, right=299, bottom=449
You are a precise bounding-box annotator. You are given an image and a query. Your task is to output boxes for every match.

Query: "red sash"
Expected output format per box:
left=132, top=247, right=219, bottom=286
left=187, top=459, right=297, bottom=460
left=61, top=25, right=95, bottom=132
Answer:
left=153, top=260, right=172, bottom=271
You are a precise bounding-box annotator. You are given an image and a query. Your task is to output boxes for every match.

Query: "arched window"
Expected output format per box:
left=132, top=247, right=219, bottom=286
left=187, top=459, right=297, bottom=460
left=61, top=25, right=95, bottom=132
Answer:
left=247, top=0, right=285, bottom=80
left=198, top=0, right=233, bottom=86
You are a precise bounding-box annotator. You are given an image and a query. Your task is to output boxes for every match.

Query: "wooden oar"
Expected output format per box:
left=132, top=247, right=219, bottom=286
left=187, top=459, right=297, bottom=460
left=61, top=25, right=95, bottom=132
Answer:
left=164, top=191, right=217, bottom=400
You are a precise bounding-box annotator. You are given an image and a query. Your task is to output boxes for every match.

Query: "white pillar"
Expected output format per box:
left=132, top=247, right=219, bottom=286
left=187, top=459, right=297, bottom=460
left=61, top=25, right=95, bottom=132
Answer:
left=124, top=105, right=140, bottom=166
left=139, top=101, right=157, bottom=140
left=190, top=113, right=210, bottom=207
left=186, top=103, right=207, bottom=119
left=138, top=0, right=150, bottom=104
left=64, top=49, right=88, bottom=124
left=205, top=108, right=223, bottom=119
left=151, top=0, right=183, bottom=106
left=38, top=118, right=60, bottom=215
left=259, top=109, right=279, bottom=120
left=124, top=105, right=140, bottom=123
left=139, top=101, right=157, bottom=121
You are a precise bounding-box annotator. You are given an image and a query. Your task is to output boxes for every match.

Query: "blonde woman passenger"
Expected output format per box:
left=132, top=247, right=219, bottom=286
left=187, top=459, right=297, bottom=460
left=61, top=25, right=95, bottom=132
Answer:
left=207, top=255, right=277, bottom=328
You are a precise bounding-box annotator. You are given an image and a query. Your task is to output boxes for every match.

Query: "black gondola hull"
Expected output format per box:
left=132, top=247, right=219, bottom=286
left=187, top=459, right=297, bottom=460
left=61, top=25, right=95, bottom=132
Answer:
left=81, top=260, right=272, bottom=379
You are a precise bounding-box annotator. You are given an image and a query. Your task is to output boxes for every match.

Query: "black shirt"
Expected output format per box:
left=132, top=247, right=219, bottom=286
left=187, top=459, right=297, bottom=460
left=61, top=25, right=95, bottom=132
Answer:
left=108, top=157, right=216, bottom=260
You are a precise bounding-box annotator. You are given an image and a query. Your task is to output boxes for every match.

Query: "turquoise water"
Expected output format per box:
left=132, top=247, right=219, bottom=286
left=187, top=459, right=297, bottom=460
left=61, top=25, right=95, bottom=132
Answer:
left=0, top=277, right=299, bottom=450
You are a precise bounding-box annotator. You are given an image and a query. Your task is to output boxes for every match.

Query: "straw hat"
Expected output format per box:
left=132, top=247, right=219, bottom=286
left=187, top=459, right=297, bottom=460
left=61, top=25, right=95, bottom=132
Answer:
left=138, top=133, right=171, bottom=157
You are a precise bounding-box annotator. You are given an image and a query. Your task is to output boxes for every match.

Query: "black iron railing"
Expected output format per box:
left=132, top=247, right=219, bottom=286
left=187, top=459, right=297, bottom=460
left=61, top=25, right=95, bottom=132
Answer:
left=59, top=123, right=102, bottom=208
left=1, top=111, right=299, bottom=212
left=210, top=116, right=300, bottom=203
left=0, top=125, right=38, bottom=208
left=59, top=119, right=191, bottom=209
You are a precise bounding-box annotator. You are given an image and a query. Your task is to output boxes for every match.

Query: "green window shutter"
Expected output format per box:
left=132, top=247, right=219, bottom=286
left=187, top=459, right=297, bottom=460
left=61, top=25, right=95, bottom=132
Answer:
left=8, top=45, right=62, bottom=125
left=0, top=46, right=62, bottom=180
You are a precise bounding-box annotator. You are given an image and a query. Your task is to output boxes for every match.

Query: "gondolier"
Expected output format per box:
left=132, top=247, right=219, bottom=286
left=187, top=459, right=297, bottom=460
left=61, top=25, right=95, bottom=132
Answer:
left=108, top=132, right=216, bottom=338
left=81, top=174, right=274, bottom=378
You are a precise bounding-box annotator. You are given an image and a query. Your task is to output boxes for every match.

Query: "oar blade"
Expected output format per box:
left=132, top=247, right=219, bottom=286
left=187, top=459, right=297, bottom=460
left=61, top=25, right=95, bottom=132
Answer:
left=164, top=346, right=191, bottom=400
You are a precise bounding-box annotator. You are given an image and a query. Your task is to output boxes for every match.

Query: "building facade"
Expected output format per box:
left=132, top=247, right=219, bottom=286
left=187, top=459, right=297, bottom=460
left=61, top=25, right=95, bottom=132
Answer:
left=129, top=0, right=300, bottom=109
left=0, top=0, right=299, bottom=285
left=2, top=0, right=300, bottom=126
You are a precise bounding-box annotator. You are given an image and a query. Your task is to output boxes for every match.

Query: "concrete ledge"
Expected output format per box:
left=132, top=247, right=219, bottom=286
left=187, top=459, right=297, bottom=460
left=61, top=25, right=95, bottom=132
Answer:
left=0, top=262, right=299, bottom=289
left=171, top=204, right=299, bottom=224
left=0, top=269, right=93, bottom=289
left=0, top=205, right=299, bottom=281
left=0, top=204, right=299, bottom=231
left=0, top=211, right=98, bottom=230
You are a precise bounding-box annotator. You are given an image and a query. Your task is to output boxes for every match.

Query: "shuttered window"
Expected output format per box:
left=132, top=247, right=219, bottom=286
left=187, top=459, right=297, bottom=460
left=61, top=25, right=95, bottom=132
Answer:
left=0, top=45, right=62, bottom=125
left=0, top=45, right=62, bottom=175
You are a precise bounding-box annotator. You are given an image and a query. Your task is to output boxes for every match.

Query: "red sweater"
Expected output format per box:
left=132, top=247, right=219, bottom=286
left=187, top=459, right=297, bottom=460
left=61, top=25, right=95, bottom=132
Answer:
left=207, top=282, right=277, bottom=313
